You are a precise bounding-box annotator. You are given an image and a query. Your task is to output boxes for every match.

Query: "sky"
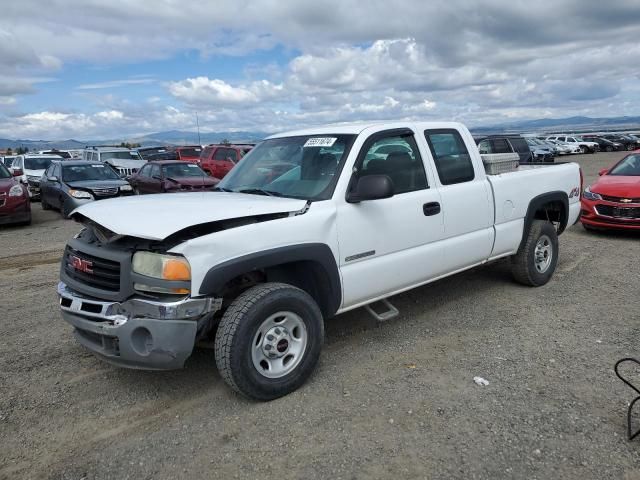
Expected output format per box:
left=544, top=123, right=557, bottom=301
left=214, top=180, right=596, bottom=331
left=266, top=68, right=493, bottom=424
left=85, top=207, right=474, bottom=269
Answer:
left=0, top=0, right=639, bottom=140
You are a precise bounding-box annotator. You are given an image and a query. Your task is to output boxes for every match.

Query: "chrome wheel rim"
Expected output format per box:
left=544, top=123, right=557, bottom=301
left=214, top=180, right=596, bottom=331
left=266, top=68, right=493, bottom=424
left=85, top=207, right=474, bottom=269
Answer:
left=534, top=234, right=553, bottom=274
left=251, top=311, right=308, bottom=379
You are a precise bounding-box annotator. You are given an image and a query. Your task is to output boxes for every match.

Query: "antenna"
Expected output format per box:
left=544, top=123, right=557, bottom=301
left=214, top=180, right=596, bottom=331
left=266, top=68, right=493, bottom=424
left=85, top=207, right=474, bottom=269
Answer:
left=196, top=112, right=201, bottom=146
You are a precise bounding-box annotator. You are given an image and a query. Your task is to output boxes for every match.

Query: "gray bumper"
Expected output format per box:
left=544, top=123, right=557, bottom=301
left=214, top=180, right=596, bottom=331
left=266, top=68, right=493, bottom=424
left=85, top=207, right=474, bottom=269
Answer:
left=58, top=282, right=219, bottom=370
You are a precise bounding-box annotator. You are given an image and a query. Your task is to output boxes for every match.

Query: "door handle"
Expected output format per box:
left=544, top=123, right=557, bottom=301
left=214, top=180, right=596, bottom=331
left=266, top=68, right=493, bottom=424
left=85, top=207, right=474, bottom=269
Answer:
left=423, top=202, right=441, bottom=216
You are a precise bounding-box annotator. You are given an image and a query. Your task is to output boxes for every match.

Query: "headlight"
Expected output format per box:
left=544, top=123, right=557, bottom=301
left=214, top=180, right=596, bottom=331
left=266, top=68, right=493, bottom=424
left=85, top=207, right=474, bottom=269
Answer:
left=583, top=186, right=602, bottom=201
left=69, top=189, right=93, bottom=199
left=132, top=252, right=191, bottom=294
left=120, top=184, right=133, bottom=191
left=8, top=184, right=24, bottom=197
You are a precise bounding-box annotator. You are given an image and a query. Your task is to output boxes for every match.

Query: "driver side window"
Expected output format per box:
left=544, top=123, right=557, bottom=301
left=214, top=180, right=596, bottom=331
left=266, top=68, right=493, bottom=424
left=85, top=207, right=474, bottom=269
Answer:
left=357, top=134, right=427, bottom=194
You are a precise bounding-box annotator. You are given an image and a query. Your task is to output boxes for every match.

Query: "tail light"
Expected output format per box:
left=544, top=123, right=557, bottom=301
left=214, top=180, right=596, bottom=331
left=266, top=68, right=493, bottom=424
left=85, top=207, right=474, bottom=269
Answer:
left=579, top=167, right=584, bottom=196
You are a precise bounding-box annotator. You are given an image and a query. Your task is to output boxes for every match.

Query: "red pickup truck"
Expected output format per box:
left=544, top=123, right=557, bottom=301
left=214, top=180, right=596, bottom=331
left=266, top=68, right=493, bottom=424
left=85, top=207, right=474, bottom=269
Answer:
left=174, top=145, right=203, bottom=163
left=198, top=144, right=254, bottom=179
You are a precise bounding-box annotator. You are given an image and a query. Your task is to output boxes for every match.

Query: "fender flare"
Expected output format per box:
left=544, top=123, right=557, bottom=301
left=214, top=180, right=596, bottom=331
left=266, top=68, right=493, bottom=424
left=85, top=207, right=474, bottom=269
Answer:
left=520, top=191, right=569, bottom=251
left=198, top=243, right=342, bottom=316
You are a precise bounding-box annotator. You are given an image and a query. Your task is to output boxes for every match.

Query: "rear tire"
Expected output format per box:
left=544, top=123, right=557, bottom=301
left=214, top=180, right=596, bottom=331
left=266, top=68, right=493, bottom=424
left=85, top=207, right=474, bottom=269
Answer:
left=511, top=220, right=559, bottom=287
left=214, top=283, right=324, bottom=401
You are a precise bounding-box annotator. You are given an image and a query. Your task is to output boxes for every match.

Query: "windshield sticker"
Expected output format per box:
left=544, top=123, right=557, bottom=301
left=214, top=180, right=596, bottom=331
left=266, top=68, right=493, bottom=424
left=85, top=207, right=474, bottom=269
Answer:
left=304, top=137, right=337, bottom=148
left=92, top=164, right=105, bottom=168
left=187, top=164, right=199, bottom=167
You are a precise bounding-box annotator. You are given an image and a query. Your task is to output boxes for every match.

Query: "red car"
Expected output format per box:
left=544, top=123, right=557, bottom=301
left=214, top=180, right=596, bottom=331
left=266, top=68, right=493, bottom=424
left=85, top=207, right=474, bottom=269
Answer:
left=0, top=162, right=31, bottom=226
left=128, top=160, right=219, bottom=194
left=174, top=145, right=202, bottom=163
left=199, top=144, right=254, bottom=179
left=581, top=151, right=640, bottom=230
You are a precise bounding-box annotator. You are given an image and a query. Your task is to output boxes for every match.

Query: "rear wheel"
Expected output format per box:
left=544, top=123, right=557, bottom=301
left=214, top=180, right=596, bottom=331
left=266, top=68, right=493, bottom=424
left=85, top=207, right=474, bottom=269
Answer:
left=214, top=283, right=324, bottom=401
left=511, top=220, right=559, bottom=287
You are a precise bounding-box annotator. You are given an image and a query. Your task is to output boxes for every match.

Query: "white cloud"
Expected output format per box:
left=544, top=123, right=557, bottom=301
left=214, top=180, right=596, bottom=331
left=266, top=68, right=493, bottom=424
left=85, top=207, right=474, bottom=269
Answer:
left=77, top=78, right=156, bottom=90
left=168, top=77, right=284, bottom=107
left=1, top=0, right=640, bottom=136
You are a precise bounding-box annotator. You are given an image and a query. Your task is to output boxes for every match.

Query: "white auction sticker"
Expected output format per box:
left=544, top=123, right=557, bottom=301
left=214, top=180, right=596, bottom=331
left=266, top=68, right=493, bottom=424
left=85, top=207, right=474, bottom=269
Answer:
left=304, top=137, right=337, bottom=148
left=187, top=164, right=199, bottom=167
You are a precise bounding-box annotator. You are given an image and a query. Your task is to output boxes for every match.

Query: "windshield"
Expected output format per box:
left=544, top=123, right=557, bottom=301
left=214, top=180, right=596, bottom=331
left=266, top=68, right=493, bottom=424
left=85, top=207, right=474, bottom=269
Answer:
left=0, top=163, right=10, bottom=179
left=164, top=163, right=206, bottom=178
left=62, top=164, right=120, bottom=182
left=42, top=150, right=71, bottom=158
left=3, top=157, right=15, bottom=167
left=609, top=154, right=640, bottom=176
left=101, top=151, right=143, bottom=161
left=24, top=157, right=57, bottom=170
left=218, top=135, right=356, bottom=200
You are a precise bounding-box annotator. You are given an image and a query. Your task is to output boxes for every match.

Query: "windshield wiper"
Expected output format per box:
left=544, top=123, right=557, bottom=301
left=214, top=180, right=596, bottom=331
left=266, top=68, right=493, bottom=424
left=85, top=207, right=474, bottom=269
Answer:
left=212, top=186, right=234, bottom=192
left=237, top=188, right=284, bottom=197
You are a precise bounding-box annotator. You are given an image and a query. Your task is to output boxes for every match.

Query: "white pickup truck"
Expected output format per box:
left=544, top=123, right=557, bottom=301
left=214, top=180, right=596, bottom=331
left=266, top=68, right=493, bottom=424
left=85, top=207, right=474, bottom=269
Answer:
left=58, top=121, right=582, bottom=400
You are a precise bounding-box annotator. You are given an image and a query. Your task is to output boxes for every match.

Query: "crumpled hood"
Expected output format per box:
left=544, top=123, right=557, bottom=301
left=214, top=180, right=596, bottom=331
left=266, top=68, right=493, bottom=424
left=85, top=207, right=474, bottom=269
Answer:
left=72, top=192, right=307, bottom=240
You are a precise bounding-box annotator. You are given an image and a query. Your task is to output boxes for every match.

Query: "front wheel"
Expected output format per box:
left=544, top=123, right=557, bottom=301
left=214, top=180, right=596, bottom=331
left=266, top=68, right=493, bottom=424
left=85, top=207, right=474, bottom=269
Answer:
left=580, top=145, right=588, bottom=154
left=606, top=145, right=613, bottom=152
left=214, top=283, right=324, bottom=401
left=511, top=220, right=559, bottom=286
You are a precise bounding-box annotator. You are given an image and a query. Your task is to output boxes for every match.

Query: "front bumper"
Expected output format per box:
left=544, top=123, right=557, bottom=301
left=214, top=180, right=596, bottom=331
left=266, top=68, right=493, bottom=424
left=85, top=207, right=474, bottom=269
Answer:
left=580, top=198, right=640, bottom=230
left=0, top=194, right=31, bottom=225
left=58, top=282, right=220, bottom=369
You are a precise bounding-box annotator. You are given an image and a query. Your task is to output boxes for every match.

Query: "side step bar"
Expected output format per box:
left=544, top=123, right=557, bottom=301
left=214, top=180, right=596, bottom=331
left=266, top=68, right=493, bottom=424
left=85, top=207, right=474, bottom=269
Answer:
left=365, top=298, right=399, bottom=322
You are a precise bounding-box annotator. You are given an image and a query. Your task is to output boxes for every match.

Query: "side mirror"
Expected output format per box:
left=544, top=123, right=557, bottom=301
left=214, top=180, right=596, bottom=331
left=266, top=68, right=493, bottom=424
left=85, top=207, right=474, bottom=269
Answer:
left=347, top=175, right=394, bottom=203
left=48, top=176, right=59, bottom=182
left=598, top=168, right=608, bottom=176
left=12, top=168, right=23, bottom=177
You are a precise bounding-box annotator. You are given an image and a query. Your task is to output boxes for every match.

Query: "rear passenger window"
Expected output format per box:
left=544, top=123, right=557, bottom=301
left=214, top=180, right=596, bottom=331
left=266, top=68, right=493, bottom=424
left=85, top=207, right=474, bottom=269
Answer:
left=491, top=139, right=512, bottom=154
left=359, top=133, right=427, bottom=194
left=424, top=130, right=475, bottom=185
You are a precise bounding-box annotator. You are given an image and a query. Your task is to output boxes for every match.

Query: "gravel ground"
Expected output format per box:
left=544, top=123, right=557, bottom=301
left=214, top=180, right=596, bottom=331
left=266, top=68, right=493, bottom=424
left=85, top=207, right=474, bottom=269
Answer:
left=1, top=152, right=639, bottom=480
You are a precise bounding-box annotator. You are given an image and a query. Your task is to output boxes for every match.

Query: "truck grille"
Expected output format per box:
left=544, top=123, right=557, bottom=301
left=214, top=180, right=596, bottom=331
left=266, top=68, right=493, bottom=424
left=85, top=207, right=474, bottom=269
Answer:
left=596, top=205, right=640, bottom=219
left=115, top=167, right=137, bottom=177
left=92, top=187, right=119, bottom=197
left=63, top=246, right=121, bottom=292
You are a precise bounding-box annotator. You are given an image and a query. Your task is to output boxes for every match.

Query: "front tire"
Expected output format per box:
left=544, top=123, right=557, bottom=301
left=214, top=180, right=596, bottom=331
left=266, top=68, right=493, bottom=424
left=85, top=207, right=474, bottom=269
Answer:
left=41, top=197, right=51, bottom=210
left=214, top=283, right=324, bottom=401
left=606, top=145, right=613, bottom=152
left=511, top=220, right=559, bottom=287
left=580, top=145, right=588, bottom=154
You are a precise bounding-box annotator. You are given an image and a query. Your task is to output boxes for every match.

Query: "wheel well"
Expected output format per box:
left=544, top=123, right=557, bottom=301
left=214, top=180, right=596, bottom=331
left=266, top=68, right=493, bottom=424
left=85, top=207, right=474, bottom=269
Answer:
left=519, top=192, right=569, bottom=252
left=199, top=244, right=342, bottom=318
left=217, top=260, right=338, bottom=318
left=533, top=200, right=567, bottom=232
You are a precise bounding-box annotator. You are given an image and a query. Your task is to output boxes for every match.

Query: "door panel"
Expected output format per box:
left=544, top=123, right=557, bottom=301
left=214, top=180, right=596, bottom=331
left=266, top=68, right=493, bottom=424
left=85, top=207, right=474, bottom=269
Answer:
left=336, top=129, right=447, bottom=308
left=421, top=129, right=494, bottom=271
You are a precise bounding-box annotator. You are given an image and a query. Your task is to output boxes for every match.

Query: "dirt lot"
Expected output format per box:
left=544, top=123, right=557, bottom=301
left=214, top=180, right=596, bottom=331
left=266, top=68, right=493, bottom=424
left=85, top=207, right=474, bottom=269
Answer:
left=1, top=151, right=639, bottom=479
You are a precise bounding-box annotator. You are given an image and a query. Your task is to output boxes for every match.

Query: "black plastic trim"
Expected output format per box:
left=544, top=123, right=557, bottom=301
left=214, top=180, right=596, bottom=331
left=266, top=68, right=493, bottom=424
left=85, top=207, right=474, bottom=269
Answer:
left=520, top=191, right=569, bottom=251
left=199, top=243, right=342, bottom=316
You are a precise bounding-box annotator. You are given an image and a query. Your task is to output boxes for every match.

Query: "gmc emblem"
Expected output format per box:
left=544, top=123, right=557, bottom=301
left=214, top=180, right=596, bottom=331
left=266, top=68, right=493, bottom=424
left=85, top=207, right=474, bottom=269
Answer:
left=69, top=255, right=93, bottom=274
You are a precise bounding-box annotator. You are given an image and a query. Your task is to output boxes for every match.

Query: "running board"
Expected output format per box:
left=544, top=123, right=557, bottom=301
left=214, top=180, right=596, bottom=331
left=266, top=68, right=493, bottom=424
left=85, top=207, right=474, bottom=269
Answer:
left=365, top=299, right=399, bottom=322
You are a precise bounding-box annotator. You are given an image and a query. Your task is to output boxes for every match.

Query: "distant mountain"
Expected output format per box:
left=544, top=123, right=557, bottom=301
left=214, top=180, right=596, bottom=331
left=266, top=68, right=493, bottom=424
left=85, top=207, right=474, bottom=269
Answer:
left=127, top=130, right=268, bottom=146
left=2, top=116, right=640, bottom=150
left=472, top=115, right=640, bottom=134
